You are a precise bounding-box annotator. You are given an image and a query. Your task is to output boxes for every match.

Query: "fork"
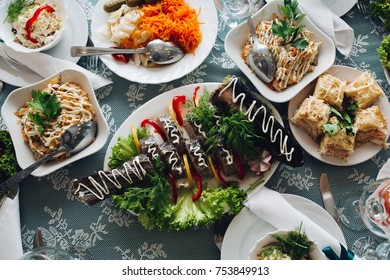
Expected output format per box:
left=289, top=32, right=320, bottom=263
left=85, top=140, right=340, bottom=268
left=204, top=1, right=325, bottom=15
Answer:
left=213, top=214, right=235, bottom=251
left=356, top=0, right=370, bottom=15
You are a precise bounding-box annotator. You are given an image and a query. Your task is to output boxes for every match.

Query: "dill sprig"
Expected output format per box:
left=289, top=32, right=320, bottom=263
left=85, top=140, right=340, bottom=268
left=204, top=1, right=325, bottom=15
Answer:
left=5, top=0, right=35, bottom=23
left=271, top=223, right=314, bottom=260
left=206, top=109, right=259, bottom=159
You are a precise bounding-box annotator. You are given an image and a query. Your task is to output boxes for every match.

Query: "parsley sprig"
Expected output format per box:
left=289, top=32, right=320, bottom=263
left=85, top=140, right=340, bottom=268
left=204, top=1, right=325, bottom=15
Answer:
left=271, top=0, right=309, bottom=49
left=27, top=90, right=61, bottom=134
left=5, top=0, right=35, bottom=23
left=322, top=103, right=359, bottom=136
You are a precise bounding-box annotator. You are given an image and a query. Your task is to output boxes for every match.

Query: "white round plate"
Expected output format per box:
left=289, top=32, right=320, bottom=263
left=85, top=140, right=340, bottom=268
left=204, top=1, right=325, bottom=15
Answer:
left=0, top=0, right=88, bottom=87
left=220, top=194, right=347, bottom=260
left=321, top=0, right=357, bottom=17
left=288, top=65, right=390, bottom=166
left=104, top=82, right=280, bottom=193
left=91, top=0, right=218, bottom=84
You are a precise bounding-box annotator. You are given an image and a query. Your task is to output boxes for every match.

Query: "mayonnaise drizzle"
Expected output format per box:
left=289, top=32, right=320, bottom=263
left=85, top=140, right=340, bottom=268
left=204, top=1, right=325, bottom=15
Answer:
left=144, top=138, right=159, bottom=159
left=74, top=156, right=147, bottom=200
left=189, top=142, right=208, bottom=167
left=218, top=77, right=294, bottom=162
left=160, top=115, right=180, bottom=144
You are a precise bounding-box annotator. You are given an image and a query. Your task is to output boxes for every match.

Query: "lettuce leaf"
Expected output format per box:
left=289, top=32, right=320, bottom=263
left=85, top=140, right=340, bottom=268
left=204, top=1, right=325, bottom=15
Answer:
left=108, top=127, right=149, bottom=169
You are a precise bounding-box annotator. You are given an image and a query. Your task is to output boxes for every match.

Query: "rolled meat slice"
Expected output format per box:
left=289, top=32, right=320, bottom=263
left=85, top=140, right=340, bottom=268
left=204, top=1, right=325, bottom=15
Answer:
left=72, top=154, right=154, bottom=206
left=158, top=141, right=186, bottom=179
left=213, top=138, right=237, bottom=177
left=185, top=139, right=213, bottom=178
left=139, top=135, right=160, bottom=161
left=210, top=76, right=305, bottom=167
left=156, top=114, right=186, bottom=154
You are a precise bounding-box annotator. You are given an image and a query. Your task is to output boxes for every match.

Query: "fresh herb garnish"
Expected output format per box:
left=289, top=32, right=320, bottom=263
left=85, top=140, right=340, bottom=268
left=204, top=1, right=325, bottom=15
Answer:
left=206, top=110, right=259, bottom=158
left=322, top=103, right=358, bottom=136
left=270, top=223, right=314, bottom=260
left=271, top=0, right=309, bottom=49
left=5, top=0, right=35, bottom=23
left=27, top=90, right=61, bottom=134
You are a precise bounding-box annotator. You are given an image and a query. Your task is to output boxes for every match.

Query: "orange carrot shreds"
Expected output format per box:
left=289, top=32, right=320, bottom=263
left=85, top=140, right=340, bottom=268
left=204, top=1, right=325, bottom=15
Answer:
left=140, top=0, right=202, bottom=54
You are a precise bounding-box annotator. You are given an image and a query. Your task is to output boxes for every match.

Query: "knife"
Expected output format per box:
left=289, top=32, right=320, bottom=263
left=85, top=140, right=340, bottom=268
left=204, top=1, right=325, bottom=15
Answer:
left=320, top=173, right=341, bottom=227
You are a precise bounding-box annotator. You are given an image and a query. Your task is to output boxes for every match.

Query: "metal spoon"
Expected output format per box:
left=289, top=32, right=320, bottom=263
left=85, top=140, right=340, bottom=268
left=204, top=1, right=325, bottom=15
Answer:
left=0, top=121, right=97, bottom=197
left=70, top=39, right=185, bottom=65
left=247, top=15, right=275, bottom=83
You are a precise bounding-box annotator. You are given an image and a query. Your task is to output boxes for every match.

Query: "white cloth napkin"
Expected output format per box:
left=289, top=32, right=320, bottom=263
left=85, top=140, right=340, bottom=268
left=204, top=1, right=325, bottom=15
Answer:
left=0, top=194, right=23, bottom=260
left=377, top=158, right=390, bottom=180
left=245, top=187, right=345, bottom=258
left=1, top=44, right=112, bottom=90
left=297, top=0, right=354, bottom=57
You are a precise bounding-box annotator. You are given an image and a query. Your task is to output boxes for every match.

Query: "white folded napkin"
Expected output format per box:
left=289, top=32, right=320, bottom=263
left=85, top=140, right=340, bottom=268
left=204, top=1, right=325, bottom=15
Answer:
left=1, top=44, right=112, bottom=90
left=0, top=194, right=23, bottom=260
left=377, top=158, right=390, bottom=180
left=297, top=0, right=354, bottom=57
left=245, top=187, right=349, bottom=259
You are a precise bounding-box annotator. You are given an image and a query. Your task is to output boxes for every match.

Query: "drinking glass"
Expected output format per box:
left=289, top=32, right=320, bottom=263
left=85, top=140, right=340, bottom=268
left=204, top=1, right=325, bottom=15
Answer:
left=20, top=247, right=75, bottom=260
left=213, top=0, right=264, bottom=41
left=356, top=178, right=390, bottom=259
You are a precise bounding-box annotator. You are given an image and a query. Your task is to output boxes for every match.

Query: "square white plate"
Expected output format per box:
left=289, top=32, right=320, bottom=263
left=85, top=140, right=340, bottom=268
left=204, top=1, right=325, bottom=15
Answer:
left=1, top=69, right=110, bottom=177
left=225, top=0, right=336, bottom=103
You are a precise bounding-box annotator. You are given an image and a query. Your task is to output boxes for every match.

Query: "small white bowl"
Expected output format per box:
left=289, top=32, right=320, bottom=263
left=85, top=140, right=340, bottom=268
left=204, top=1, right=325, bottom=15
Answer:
left=225, top=0, right=335, bottom=103
left=248, top=229, right=327, bottom=260
left=0, top=0, right=68, bottom=53
left=1, top=69, right=110, bottom=177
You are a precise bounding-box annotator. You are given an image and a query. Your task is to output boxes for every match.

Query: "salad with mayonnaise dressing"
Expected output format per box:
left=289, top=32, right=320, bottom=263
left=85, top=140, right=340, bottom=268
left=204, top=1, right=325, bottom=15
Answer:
left=6, top=0, right=64, bottom=49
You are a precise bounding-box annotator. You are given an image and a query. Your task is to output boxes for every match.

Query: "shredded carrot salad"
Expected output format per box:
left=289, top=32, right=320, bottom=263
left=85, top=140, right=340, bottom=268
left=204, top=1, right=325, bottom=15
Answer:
left=139, top=0, right=202, bottom=54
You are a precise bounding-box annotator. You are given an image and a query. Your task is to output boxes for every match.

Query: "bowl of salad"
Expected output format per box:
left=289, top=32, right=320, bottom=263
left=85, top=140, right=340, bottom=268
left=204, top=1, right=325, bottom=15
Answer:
left=0, top=0, right=68, bottom=53
left=248, top=228, right=327, bottom=260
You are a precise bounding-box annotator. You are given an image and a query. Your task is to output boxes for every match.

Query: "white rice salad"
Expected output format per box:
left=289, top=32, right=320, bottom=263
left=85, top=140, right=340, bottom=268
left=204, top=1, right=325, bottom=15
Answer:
left=12, top=2, right=63, bottom=49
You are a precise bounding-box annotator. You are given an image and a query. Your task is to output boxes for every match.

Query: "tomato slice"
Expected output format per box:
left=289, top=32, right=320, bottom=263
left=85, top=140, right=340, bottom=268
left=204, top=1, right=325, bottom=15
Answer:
left=140, top=119, right=168, bottom=142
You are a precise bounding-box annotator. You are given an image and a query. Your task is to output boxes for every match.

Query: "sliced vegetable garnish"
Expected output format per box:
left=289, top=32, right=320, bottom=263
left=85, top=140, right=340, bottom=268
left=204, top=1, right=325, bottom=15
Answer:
left=171, top=95, right=186, bottom=126
left=141, top=119, right=168, bottom=141
left=208, top=156, right=227, bottom=187
left=191, top=169, right=203, bottom=201
left=182, top=153, right=194, bottom=186
left=112, top=53, right=131, bottom=63
left=193, top=86, right=201, bottom=107
left=131, top=124, right=141, bottom=153
left=167, top=171, right=178, bottom=204
left=26, top=4, right=54, bottom=43
left=168, top=102, right=179, bottom=127
left=233, top=152, right=245, bottom=180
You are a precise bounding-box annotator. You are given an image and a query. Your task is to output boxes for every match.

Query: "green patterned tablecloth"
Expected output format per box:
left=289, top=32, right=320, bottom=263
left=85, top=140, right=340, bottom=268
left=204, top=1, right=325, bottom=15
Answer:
left=0, top=0, right=389, bottom=260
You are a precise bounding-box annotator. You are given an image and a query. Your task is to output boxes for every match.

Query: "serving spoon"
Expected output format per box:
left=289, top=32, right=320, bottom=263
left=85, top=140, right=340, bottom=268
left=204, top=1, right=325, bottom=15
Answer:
left=246, top=15, right=275, bottom=83
left=70, top=39, right=185, bottom=65
left=0, top=121, right=97, bottom=198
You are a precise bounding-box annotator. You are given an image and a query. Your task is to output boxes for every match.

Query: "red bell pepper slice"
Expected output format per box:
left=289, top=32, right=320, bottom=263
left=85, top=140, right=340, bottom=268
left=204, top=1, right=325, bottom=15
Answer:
left=171, top=95, right=186, bottom=126
left=110, top=47, right=131, bottom=63
left=167, top=172, right=178, bottom=204
left=192, top=86, right=200, bottom=106
left=214, top=165, right=228, bottom=187
left=26, top=4, right=55, bottom=44
left=233, top=152, right=245, bottom=180
left=191, top=169, right=203, bottom=201
left=140, top=119, right=168, bottom=142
